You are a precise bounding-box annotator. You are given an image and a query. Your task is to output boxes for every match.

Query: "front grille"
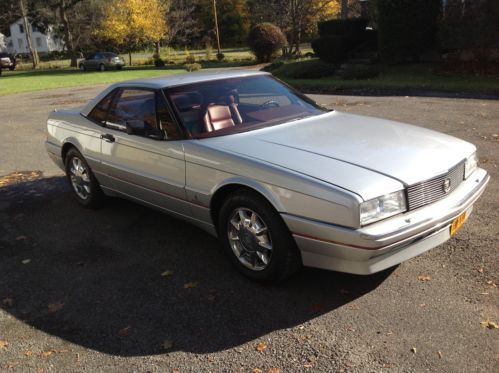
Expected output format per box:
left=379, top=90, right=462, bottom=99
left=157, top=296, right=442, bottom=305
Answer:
left=407, top=161, right=465, bottom=210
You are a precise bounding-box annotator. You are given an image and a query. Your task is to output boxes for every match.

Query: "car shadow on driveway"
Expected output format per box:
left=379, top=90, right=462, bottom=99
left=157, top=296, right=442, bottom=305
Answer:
left=0, top=175, right=392, bottom=356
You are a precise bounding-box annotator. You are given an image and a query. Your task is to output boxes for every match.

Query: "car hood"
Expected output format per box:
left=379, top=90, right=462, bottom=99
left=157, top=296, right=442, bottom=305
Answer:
left=202, top=111, right=475, bottom=198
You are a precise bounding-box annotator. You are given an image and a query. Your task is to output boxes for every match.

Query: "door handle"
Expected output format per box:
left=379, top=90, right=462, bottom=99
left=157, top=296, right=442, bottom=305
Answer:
left=101, top=134, right=115, bottom=143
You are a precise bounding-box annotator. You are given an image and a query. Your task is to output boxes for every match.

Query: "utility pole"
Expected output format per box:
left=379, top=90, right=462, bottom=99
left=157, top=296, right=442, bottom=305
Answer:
left=212, top=0, right=221, bottom=56
left=19, top=0, right=39, bottom=69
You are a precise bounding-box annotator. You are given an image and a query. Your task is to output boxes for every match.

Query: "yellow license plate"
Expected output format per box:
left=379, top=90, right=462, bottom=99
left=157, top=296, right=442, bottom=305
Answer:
left=450, top=211, right=467, bottom=236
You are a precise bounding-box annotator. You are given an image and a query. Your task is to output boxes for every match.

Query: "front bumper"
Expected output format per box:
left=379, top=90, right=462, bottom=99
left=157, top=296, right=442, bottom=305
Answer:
left=283, top=168, right=489, bottom=275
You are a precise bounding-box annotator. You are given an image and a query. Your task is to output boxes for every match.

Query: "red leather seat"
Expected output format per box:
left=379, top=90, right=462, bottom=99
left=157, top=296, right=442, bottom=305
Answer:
left=203, top=104, right=235, bottom=132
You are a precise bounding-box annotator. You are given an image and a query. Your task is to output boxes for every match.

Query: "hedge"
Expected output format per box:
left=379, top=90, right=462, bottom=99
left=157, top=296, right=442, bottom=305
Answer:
left=377, top=0, right=441, bottom=64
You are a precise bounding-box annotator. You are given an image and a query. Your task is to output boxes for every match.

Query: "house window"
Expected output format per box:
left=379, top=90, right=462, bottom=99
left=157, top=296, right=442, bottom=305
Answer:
left=36, top=37, right=42, bottom=48
left=19, top=24, right=24, bottom=33
left=18, top=38, right=24, bottom=49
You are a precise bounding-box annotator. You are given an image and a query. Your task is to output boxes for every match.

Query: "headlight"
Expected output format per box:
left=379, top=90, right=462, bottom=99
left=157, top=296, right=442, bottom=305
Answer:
left=464, top=152, right=478, bottom=179
left=360, top=190, right=407, bottom=226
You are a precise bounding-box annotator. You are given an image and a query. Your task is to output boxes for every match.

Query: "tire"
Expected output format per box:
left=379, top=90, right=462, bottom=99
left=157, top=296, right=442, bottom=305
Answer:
left=99, top=64, right=106, bottom=71
left=218, top=189, right=302, bottom=282
left=79, top=63, right=86, bottom=71
left=9, top=66, right=15, bottom=71
left=65, top=148, right=105, bottom=208
left=116, top=65, right=123, bottom=70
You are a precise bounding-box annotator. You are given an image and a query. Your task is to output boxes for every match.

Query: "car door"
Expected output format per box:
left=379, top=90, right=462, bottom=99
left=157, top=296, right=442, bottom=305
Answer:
left=96, top=88, right=190, bottom=216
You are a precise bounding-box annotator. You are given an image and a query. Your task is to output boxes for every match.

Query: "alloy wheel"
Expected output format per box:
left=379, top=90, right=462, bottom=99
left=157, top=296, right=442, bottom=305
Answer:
left=69, top=157, right=91, bottom=200
left=227, top=208, right=273, bottom=271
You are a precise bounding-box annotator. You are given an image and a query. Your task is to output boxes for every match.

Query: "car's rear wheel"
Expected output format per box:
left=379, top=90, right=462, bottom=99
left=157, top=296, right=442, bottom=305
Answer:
left=99, top=64, right=106, bottom=71
left=65, top=148, right=105, bottom=208
left=116, top=65, right=123, bottom=70
left=218, top=190, right=302, bottom=282
left=8, top=66, right=15, bottom=71
left=79, top=64, right=86, bottom=71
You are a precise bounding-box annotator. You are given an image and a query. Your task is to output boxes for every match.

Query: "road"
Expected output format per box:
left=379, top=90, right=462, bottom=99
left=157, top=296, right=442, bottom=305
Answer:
left=0, top=84, right=498, bottom=372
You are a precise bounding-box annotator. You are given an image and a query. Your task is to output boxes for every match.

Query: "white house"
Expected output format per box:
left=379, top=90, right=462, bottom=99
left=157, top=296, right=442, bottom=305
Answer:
left=4, top=18, right=64, bottom=55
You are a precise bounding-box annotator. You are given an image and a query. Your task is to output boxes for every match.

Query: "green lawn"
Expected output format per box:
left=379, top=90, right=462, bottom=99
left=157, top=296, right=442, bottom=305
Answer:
left=273, top=61, right=499, bottom=95
left=0, top=67, right=185, bottom=96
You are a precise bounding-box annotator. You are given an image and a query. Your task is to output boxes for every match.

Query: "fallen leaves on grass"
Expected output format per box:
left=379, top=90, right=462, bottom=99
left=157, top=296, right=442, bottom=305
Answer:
left=304, top=363, right=314, bottom=368
left=267, top=369, right=280, bottom=373
left=480, top=319, right=498, bottom=329
left=183, top=282, right=197, bottom=289
left=252, top=369, right=263, bottom=373
left=47, top=302, right=65, bottom=314
left=0, top=340, right=8, bottom=349
left=477, top=267, right=484, bottom=273
left=411, top=347, right=417, bottom=354
left=40, top=351, right=53, bottom=358
left=255, top=342, right=267, bottom=353
left=417, top=275, right=431, bottom=282
left=438, top=351, right=443, bottom=359
left=161, top=270, right=174, bottom=277
left=24, top=351, right=33, bottom=357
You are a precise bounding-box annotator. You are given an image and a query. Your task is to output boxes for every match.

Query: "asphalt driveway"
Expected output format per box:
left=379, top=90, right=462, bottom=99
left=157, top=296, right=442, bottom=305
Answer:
left=0, top=86, right=497, bottom=372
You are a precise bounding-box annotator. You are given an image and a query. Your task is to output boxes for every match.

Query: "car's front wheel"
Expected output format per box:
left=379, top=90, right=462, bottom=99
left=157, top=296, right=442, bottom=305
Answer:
left=65, top=148, right=105, bottom=208
left=79, top=63, right=86, bottom=71
left=99, top=64, right=106, bottom=71
left=218, top=190, right=301, bottom=282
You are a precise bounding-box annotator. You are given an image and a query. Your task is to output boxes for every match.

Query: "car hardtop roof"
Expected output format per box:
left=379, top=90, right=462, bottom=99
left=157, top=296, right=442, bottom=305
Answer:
left=120, top=69, right=270, bottom=89
left=80, top=69, right=271, bottom=116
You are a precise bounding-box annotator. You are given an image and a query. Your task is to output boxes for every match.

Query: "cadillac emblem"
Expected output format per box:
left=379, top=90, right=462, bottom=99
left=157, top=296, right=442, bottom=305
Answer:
left=443, top=178, right=451, bottom=193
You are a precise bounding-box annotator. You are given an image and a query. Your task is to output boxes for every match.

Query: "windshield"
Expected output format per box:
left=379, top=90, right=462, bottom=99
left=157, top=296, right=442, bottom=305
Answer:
left=164, top=75, right=327, bottom=138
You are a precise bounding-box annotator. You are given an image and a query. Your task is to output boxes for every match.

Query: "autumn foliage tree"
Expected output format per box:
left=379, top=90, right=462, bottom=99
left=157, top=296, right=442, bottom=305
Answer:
left=95, top=0, right=167, bottom=65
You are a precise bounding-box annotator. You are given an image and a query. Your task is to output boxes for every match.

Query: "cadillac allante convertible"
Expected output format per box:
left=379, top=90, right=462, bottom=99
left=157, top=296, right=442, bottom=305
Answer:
left=46, top=70, right=489, bottom=281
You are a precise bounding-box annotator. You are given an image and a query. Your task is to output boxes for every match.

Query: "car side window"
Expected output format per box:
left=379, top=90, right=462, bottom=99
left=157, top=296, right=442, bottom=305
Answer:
left=87, top=90, right=116, bottom=124
left=106, top=89, right=158, bottom=134
left=157, top=94, right=182, bottom=140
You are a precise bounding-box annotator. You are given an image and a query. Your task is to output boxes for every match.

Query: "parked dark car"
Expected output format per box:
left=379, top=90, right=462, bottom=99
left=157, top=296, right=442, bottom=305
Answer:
left=0, top=52, right=16, bottom=71
left=79, top=52, right=125, bottom=71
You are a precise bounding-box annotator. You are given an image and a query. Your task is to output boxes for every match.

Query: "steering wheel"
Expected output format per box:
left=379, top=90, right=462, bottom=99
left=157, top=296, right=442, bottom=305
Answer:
left=259, top=100, right=280, bottom=109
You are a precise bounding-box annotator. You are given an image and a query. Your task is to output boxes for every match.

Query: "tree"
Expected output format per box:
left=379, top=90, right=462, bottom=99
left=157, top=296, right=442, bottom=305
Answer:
left=164, top=0, right=200, bottom=47
left=198, top=0, right=249, bottom=47
left=20, top=0, right=39, bottom=69
left=377, top=0, right=441, bottom=64
left=247, top=0, right=341, bottom=54
left=0, top=0, right=40, bottom=68
left=95, top=0, right=167, bottom=65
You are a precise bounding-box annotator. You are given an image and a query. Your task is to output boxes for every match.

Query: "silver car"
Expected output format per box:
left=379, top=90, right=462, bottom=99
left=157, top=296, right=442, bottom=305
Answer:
left=45, top=70, right=489, bottom=282
left=79, top=52, right=125, bottom=71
